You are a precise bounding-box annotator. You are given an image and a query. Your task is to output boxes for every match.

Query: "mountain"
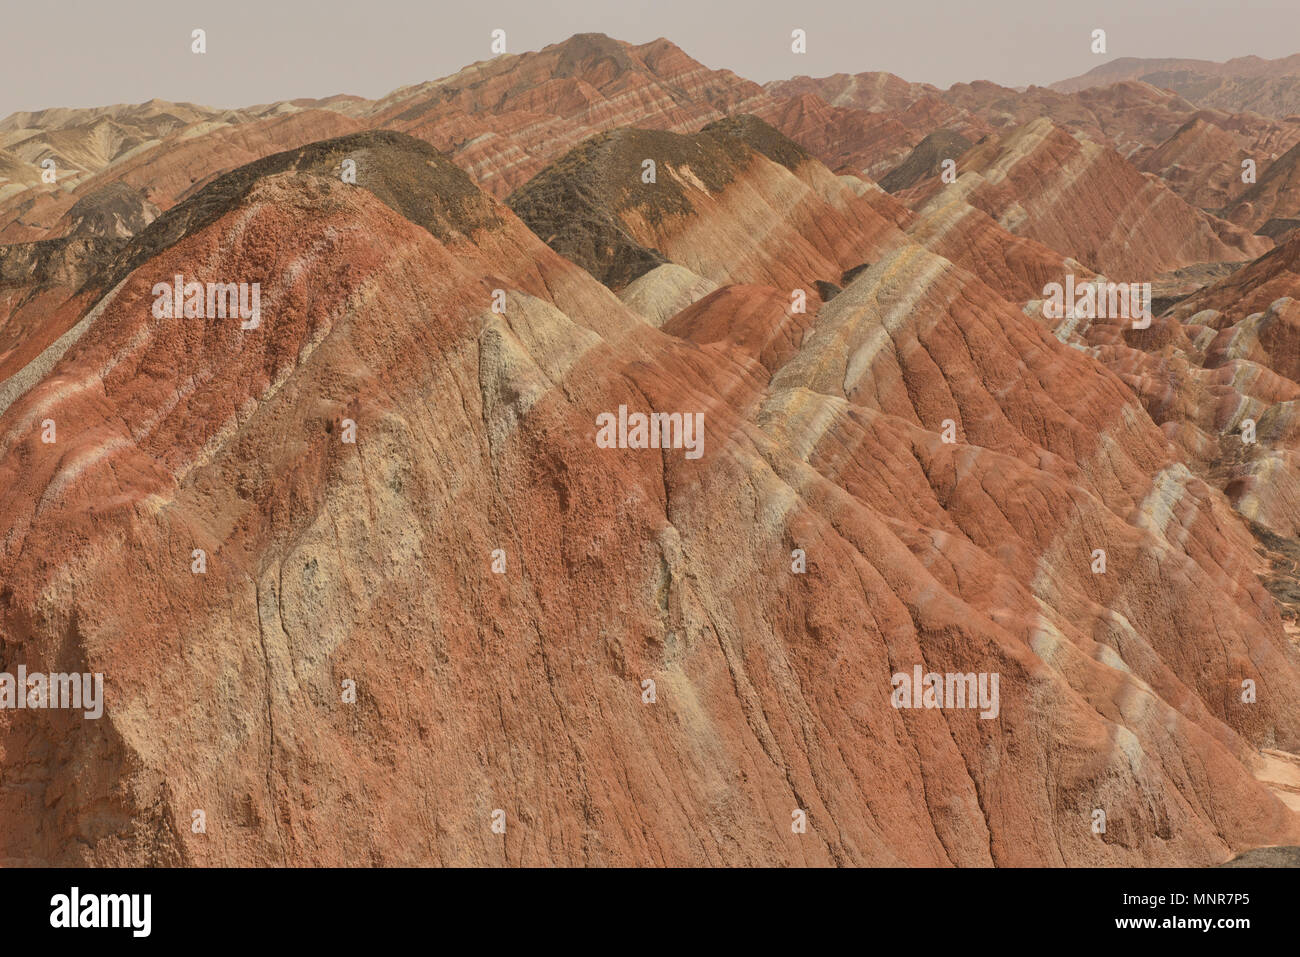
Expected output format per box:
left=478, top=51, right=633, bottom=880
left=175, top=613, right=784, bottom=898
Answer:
left=368, top=33, right=771, bottom=199
left=767, top=72, right=942, bottom=112
left=895, top=117, right=1268, bottom=277
left=1223, top=139, right=1300, bottom=234
left=3, top=115, right=1298, bottom=865
left=776, top=71, right=1300, bottom=224
left=2, top=33, right=1300, bottom=867
left=1051, top=54, right=1300, bottom=117
left=1027, top=230, right=1300, bottom=562
left=505, top=117, right=908, bottom=294
left=1138, top=116, right=1258, bottom=211
left=8, top=35, right=1299, bottom=258
left=0, top=107, right=365, bottom=243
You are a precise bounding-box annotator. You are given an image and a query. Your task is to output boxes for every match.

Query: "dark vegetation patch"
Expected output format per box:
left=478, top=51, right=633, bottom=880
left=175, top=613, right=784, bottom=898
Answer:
left=505, top=127, right=738, bottom=289
left=506, top=115, right=808, bottom=290
left=1150, top=294, right=1189, bottom=315
left=878, top=130, right=972, bottom=193
left=0, top=235, right=124, bottom=289
left=63, top=181, right=160, bottom=239
left=1249, top=520, right=1300, bottom=627
left=553, top=33, right=641, bottom=79
left=91, top=130, right=499, bottom=293
left=814, top=280, right=841, bottom=302
left=700, top=114, right=810, bottom=173
left=1257, top=217, right=1300, bottom=242
left=841, top=262, right=873, bottom=286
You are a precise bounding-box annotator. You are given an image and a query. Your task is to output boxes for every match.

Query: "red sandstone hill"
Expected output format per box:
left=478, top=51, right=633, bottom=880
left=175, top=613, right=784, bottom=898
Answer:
left=0, top=107, right=365, bottom=243
left=1, top=122, right=1298, bottom=867
left=1138, top=117, right=1259, bottom=212
left=1223, top=140, right=1300, bottom=235
left=505, top=117, right=911, bottom=296
left=766, top=72, right=942, bottom=113
left=894, top=117, right=1269, bottom=277
left=3, top=35, right=1300, bottom=868
left=1025, top=230, right=1300, bottom=572
left=367, top=33, right=773, bottom=199
left=1174, top=232, right=1300, bottom=324
left=773, top=70, right=1300, bottom=224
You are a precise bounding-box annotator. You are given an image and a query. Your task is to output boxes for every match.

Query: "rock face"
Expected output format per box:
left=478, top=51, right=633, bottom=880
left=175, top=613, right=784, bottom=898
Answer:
left=505, top=117, right=909, bottom=296
left=58, top=183, right=160, bottom=239
left=2, top=36, right=1300, bottom=869
left=0, top=103, right=366, bottom=243
left=369, top=33, right=772, bottom=199
left=900, top=118, right=1269, bottom=278
left=1138, top=117, right=1258, bottom=212
left=1028, top=233, right=1300, bottom=581
left=774, top=70, right=1300, bottom=227
left=878, top=131, right=973, bottom=193
left=1225, top=141, right=1300, bottom=234
left=618, top=264, right=719, bottom=327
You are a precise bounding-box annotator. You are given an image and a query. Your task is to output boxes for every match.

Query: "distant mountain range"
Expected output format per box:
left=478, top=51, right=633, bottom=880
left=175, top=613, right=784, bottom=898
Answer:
left=1051, top=52, right=1300, bottom=117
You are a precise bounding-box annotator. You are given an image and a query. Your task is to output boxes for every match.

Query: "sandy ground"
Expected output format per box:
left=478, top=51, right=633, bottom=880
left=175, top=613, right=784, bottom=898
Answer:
left=1255, top=748, right=1300, bottom=812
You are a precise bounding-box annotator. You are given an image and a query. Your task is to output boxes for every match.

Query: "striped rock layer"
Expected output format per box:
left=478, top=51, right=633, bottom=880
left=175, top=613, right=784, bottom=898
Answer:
left=0, top=127, right=1298, bottom=866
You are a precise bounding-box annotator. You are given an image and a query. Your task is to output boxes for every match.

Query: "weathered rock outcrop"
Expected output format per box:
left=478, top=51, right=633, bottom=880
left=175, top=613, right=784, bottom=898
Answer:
left=904, top=118, right=1270, bottom=277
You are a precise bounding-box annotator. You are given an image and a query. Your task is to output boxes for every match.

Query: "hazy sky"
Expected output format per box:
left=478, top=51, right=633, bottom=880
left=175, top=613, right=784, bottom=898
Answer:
left=4, top=0, right=1300, bottom=118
